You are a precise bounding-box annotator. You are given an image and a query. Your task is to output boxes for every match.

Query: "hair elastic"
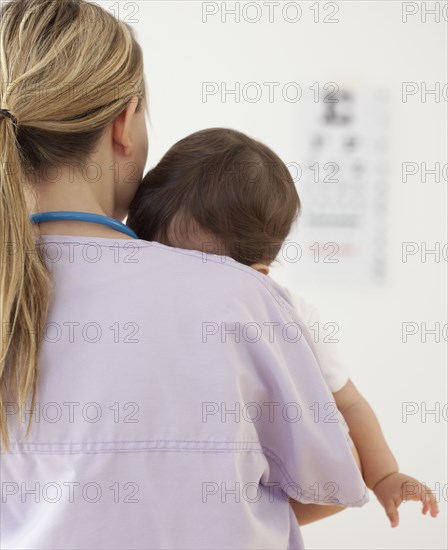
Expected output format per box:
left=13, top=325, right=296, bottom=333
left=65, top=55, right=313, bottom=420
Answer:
left=0, top=109, right=18, bottom=126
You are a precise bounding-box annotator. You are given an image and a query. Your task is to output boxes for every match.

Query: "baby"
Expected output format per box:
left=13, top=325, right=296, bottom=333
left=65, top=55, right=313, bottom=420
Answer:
left=127, top=127, right=439, bottom=526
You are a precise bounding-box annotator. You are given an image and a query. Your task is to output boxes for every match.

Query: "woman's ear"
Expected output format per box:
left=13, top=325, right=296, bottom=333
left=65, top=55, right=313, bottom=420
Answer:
left=112, top=97, right=139, bottom=157
left=250, top=263, right=270, bottom=276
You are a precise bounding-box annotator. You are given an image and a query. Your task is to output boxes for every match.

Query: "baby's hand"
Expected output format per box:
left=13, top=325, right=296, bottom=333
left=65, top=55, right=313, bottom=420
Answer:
left=373, top=472, right=439, bottom=527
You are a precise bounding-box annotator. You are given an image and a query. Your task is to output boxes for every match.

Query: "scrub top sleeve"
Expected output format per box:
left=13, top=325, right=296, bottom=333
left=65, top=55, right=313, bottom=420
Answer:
left=255, top=298, right=368, bottom=508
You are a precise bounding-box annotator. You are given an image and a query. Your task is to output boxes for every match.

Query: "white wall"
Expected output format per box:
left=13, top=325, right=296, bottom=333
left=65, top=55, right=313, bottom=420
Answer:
left=112, top=1, right=447, bottom=548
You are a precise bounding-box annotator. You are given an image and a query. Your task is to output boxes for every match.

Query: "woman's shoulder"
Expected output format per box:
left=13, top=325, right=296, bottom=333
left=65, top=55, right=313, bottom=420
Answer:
left=36, top=235, right=296, bottom=319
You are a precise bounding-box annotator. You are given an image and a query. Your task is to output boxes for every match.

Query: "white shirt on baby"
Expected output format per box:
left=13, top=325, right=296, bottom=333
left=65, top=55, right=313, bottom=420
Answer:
left=280, top=288, right=350, bottom=394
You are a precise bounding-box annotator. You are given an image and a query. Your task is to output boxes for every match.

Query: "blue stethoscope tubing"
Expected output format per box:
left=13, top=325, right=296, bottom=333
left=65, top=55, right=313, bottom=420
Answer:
left=31, top=211, right=139, bottom=239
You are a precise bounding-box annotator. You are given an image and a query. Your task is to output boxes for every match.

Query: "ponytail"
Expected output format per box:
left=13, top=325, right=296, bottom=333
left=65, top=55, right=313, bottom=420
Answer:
left=0, top=114, right=51, bottom=451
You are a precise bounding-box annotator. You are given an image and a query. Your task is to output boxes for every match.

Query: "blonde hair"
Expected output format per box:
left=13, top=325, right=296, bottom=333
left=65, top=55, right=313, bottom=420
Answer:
left=0, top=0, right=146, bottom=450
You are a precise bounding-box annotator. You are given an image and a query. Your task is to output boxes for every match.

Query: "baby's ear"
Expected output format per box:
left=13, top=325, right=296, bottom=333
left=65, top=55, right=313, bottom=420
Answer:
left=250, top=263, right=270, bottom=276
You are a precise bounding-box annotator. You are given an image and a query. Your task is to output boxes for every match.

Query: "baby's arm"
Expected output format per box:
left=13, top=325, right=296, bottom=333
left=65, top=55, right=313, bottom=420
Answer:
left=289, top=446, right=362, bottom=525
left=289, top=499, right=345, bottom=526
left=334, top=379, right=439, bottom=527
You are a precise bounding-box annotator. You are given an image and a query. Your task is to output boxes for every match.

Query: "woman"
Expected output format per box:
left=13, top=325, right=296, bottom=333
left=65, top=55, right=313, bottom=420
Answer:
left=0, top=1, right=367, bottom=549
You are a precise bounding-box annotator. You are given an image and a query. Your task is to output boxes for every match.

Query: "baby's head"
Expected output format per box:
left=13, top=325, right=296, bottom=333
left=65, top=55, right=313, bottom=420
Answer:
left=127, top=128, right=300, bottom=274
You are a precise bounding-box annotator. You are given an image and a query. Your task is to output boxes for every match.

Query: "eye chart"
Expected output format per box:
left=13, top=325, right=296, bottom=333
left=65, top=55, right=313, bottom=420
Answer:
left=283, top=85, right=390, bottom=285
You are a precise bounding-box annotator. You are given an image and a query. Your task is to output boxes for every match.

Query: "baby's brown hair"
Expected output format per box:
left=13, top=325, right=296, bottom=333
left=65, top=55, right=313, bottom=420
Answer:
left=127, top=128, right=300, bottom=266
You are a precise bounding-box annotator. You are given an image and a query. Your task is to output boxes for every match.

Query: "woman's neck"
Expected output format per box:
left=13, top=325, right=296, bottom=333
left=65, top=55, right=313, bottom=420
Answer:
left=34, top=220, right=134, bottom=240
left=27, top=162, right=134, bottom=239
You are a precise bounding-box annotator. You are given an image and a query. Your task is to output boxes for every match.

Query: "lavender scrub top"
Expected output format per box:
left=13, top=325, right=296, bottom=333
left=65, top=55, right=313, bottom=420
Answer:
left=1, top=235, right=368, bottom=550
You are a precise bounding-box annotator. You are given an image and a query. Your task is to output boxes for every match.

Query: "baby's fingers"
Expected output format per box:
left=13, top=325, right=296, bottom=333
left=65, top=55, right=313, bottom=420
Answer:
left=402, top=481, right=439, bottom=518
left=385, top=501, right=400, bottom=528
left=423, top=490, right=439, bottom=518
